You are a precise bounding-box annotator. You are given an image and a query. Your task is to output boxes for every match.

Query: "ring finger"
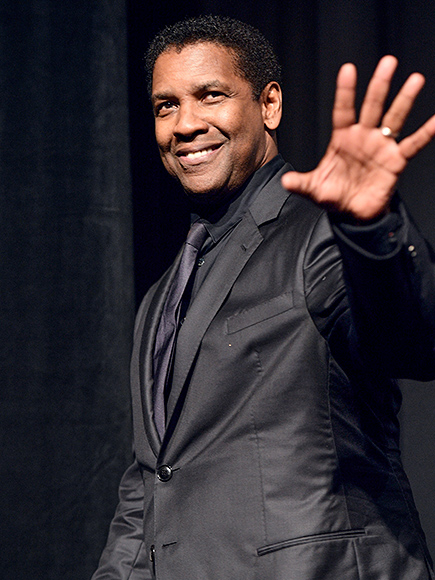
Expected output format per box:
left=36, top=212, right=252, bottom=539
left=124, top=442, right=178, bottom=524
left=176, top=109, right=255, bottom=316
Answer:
left=381, top=72, right=426, bottom=138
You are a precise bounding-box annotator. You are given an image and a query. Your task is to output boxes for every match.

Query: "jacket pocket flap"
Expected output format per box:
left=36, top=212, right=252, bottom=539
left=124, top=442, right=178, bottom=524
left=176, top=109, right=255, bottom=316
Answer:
left=226, top=292, right=293, bottom=334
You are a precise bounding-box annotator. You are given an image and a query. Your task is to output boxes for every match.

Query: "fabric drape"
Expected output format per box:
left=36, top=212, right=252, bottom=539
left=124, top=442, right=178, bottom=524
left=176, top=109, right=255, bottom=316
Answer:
left=1, top=0, right=434, bottom=578
left=0, top=2, right=134, bottom=579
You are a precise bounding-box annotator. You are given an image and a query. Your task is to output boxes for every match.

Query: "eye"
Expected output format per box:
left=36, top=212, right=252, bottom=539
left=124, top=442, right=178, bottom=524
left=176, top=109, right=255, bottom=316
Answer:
left=202, top=91, right=226, bottom=103
left=155, top=101, right=177, bottom=117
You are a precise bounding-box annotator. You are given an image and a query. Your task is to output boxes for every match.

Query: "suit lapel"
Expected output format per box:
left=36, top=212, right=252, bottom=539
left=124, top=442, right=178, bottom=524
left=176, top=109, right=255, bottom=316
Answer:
left=135, top=162, right=294, bottom=453
left=164, top=166, right=293, bottom=436
left=135, top=222, right=262, bottom=454
left=165, top=211, right=262, bottom=423
left=134, top=250, right=183, bottom=456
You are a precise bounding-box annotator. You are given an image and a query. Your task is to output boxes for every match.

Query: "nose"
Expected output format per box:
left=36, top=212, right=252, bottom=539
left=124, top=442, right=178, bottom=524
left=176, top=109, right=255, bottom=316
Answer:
left=173, top=103, right=208, bottom=139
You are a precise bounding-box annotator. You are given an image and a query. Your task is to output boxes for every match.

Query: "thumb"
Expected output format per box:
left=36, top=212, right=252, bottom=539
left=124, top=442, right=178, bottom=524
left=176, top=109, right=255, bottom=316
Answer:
left=281, top=170, right=313, bottom=194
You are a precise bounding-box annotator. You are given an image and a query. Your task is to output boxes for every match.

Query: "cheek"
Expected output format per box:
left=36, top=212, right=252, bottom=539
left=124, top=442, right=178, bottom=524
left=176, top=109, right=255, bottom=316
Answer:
left=154, top=124, right=172, bottom=154
left=156, top=144, right=177, bottom=178
left=227, top=110, right=265, bottom=148
left=230, top=125, right=266, bottom=165
left=159, top=154, right=178, bottom=179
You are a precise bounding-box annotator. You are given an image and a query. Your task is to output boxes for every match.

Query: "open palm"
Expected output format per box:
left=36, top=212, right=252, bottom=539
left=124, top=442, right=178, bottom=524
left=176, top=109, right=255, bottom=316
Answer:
left=281, top=56, right=435, bottom=221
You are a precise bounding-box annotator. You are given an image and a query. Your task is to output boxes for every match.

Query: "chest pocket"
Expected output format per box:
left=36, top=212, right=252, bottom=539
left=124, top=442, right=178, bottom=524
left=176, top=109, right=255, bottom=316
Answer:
left=226, top=292, right=294, bottom=334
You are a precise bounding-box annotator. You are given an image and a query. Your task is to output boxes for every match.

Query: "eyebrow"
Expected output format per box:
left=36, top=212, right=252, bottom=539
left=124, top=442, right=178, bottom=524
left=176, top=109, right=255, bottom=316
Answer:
left=152, top=80, right=229, bottom=103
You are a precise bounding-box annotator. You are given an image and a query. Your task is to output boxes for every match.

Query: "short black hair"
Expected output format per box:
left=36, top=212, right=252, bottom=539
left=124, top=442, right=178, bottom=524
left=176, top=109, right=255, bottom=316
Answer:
left=145, top=15, right=282, bottom=100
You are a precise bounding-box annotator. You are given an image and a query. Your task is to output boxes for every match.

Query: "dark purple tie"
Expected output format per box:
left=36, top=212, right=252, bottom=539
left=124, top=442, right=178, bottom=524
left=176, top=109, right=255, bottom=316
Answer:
left=153, top=222, right=208, bottom=440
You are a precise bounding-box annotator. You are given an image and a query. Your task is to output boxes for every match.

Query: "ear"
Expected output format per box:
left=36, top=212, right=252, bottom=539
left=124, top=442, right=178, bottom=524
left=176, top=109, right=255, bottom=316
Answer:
left=261, top=82, right=282, bottom=130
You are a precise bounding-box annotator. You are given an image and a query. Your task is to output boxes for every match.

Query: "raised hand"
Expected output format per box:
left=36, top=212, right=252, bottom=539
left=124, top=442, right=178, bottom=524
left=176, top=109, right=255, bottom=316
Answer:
left=281, top=56, right=435, bottom=221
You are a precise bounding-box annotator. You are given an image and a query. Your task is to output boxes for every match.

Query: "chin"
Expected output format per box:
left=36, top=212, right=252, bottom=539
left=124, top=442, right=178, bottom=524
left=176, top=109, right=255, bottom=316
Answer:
left=183, top=185, right=235, bottom=208
left=180, top=178, right=233, bottom=205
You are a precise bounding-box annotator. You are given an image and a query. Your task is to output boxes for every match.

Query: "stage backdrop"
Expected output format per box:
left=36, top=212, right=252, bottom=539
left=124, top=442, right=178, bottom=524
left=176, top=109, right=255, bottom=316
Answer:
left=1, top=0, right=434, bottom=578
left=0, top=1, right=134, bottom=578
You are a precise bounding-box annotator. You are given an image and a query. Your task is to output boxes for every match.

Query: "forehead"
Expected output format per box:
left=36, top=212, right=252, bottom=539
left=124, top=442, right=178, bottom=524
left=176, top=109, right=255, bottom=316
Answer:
left=151, top=42, right=248, bottom=95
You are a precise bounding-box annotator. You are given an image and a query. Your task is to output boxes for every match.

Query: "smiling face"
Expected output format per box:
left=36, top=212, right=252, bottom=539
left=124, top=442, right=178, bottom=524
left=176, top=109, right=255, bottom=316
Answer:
left=151, top=42, right=281, bottom=205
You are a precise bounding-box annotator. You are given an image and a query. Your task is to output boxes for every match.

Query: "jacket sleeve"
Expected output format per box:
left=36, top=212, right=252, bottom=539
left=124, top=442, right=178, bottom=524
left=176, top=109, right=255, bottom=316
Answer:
left=91, top=458, right=151, bottom=580
left=304, top=197, right=435, bottom=380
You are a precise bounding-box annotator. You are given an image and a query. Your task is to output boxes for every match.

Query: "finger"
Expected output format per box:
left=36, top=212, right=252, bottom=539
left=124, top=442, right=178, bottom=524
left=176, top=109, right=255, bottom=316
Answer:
left=399, top=113, right=435, bottom=160
left=381, top=72, right=426, bottom=135
left=332, top=63, right=357, bottom=129
left=281, top=170, right=312, bottom=194
left=359, top=55, right=398, bottom=127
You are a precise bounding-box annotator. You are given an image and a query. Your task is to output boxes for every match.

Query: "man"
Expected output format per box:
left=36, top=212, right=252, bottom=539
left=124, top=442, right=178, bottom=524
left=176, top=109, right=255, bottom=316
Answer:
left=92, top=15, right=435, bottom=580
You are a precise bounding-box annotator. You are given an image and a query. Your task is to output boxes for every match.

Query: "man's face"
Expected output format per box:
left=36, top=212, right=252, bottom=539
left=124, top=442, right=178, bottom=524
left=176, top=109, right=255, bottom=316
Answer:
left=151, top=42, right=278, bottom=204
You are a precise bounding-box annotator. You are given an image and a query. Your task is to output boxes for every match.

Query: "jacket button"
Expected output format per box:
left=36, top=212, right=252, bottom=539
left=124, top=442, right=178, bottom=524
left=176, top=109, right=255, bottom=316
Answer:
left=157, top=464, right=173, bottom=482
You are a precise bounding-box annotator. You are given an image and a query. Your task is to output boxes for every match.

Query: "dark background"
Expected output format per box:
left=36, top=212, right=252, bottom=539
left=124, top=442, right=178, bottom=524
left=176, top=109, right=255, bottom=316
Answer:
left=1, top=1, right=434, bottom=578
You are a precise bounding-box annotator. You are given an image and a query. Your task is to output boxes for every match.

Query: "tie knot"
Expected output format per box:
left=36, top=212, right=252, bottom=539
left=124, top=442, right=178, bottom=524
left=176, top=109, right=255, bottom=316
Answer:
left=186, top=222, right=208, bottom=251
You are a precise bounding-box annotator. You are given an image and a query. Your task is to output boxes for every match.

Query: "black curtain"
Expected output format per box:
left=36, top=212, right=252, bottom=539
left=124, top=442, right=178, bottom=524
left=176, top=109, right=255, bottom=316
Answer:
left=1, top=1, right=435, bottom=578
left=0, top=1, right=134, bottom=579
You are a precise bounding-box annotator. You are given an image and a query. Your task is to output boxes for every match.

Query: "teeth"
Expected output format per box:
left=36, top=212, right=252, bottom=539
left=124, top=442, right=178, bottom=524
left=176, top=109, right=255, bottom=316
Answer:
left=186, top=148, right=213, bottom=160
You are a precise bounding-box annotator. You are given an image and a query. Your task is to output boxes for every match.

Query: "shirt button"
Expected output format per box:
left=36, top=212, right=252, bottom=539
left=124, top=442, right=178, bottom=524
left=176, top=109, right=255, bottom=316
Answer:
left=157, top=465, right=173, bottom=482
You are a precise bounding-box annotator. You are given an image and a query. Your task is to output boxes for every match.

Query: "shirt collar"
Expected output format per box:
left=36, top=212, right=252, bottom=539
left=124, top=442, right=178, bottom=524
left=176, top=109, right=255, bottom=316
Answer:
left=191, top=154, right=285, bottom=246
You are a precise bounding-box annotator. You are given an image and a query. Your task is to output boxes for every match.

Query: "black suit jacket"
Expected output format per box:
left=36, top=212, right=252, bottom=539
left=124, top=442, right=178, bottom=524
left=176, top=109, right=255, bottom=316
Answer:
left=93, top=163, right=435, bottom=579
